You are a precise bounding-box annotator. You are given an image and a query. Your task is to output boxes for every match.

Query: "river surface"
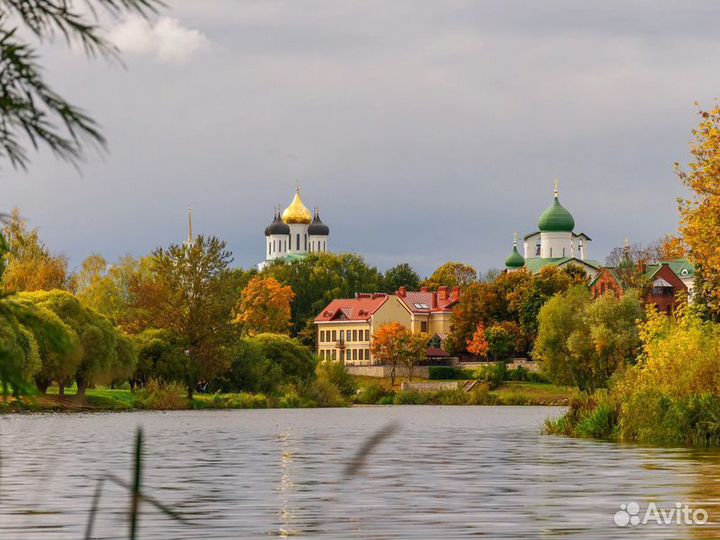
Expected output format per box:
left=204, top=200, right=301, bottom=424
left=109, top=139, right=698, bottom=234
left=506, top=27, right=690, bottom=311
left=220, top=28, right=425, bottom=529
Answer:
left=1, top=406, right=720, bottom=539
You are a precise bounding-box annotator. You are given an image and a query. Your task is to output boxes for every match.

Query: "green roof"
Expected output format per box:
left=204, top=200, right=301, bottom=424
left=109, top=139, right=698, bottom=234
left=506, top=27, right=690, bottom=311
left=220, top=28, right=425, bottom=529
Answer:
left=644, top=259, right=695, bottom=281
left=538, top=196, right=575, bottom=232
left=524, top=257, right=601, bottom=275
left=505, top=246, right=525, bottom=268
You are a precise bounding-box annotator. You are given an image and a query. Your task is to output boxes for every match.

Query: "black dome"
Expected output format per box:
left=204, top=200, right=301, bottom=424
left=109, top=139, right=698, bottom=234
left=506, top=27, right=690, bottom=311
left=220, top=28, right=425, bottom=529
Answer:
left=265, top=211, right=290, bottom=236
left=308, top=211, right=329, bottom=236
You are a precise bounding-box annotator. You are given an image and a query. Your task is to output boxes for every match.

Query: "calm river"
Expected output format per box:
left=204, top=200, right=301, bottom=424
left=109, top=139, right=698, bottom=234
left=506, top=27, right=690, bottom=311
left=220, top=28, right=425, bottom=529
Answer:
left=1, top=406, right=720, bottom=539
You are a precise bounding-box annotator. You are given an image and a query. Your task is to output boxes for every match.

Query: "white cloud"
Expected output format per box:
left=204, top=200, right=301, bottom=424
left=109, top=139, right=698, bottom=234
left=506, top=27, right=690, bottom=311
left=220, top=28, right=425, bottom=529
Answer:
left=109, top=15, right=209, bottom=63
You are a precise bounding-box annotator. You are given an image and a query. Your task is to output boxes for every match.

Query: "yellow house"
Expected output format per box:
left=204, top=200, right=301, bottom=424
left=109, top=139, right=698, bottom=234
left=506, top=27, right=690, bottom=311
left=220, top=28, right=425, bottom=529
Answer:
left=314, top=287, right=461, bottom=364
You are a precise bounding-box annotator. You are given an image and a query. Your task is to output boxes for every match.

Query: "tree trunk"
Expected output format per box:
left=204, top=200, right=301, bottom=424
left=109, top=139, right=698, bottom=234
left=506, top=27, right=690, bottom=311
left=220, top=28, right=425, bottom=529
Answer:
left=35, top=378, right=50, bottom=394
left=58, top=382, right=65, bottom=397
left=77, top=378, right=87, bottom=398
left=390, top=362, right=397, bottom=386
left=186, top=385, right=194, bottom=401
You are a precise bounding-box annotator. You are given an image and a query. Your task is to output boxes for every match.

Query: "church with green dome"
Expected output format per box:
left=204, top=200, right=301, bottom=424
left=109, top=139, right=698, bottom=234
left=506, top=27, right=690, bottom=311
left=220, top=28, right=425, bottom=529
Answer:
left=504, top=181, right=602, bottom=278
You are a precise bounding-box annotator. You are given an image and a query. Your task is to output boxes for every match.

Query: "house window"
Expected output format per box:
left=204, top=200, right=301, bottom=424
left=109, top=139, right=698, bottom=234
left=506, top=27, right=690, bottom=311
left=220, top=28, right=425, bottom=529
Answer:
left=353, top=330, right=358, bottom=341
left=421, top=321, right=428, bottom=333
left=340, top=330, right=344, bottom=341
left=365, top=330, right=370, bottom=341
left=365, top=348, right=370, bottom=360
left=353, top=349, right=358, bottom=361
left=346, top=349, right=351, bottom=361
left=332, top=349, right=337, bottom=360
left=332, top=330, right=337, bottom=341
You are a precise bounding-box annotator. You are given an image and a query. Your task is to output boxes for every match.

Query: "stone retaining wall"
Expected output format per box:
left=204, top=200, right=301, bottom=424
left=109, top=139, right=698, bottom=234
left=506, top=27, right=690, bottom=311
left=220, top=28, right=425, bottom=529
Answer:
left=346, top=365, right=430, bottom=379
left=400, top=381, right=461, bottom=392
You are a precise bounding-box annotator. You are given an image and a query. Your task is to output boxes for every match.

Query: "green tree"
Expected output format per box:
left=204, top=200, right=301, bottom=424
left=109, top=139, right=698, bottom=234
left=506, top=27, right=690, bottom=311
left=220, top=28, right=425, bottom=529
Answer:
left=534, top=286, right=643, bottom=391
left=19, top=290, right=136, bottom=396
left=422, top=261, right=477, bottom=290
left=131, top=328, right=186, bottom=389
left=262, top=252, right=383, bottom=345
left=137, top=236, right=236, bottom=398
left=382, top=263, right=421, bottom=293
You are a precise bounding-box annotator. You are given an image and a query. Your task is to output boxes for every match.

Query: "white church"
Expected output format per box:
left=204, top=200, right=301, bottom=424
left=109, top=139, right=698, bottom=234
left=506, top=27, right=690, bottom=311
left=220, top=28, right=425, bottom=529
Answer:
left=504, top=181, right=602, bottom=278
left=262, top=188, right=330, bottom=267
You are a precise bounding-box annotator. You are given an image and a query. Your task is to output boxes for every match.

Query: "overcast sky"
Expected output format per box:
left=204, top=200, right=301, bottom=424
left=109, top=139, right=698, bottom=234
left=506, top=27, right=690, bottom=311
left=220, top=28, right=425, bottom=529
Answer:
left=8, top=1, right=719, bottom=276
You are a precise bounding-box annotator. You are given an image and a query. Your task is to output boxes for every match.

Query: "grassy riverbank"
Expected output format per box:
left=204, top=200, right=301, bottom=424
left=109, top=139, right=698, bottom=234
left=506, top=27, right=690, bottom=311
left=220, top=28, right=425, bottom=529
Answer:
left=0, top=378, right=572, bottom=412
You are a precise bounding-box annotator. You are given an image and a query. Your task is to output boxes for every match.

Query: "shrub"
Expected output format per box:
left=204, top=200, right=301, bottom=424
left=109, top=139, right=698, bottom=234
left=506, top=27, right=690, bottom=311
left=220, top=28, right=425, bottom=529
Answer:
left=432, top=388, right=468, bottom=405
left=300, top=379, right=348, bottom=407
left=136, top=380, right=188, bottom=410
left=466, top=383, right=493, bottom=405
left=474, top=363, right=507, bottom=389
left=316, top=360, right=357, bottom=398
left=429, top=366, right=474, bottom=380
left=354, top=383, right=394, bottom=405
left=393, top=391, right=428, bottom=405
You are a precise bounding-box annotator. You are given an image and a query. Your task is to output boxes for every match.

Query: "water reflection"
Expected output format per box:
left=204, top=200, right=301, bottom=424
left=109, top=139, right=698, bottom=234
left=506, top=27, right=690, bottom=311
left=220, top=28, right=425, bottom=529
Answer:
left=2, top=407, right=720, bottom=539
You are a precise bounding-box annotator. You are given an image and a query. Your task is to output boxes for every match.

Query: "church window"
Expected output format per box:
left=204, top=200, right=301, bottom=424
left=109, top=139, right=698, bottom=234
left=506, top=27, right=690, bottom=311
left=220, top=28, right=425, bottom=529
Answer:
left=296, top=234, right=300, bottom=250
left=550, top=248, right=553, bottom=257
left=563, top=248, right=566, bottom=257
left=304, top=234, right=307, bottom=251
left=268, top=243, right=271, bottom=256
left=535, top=243, right=540, bottom=256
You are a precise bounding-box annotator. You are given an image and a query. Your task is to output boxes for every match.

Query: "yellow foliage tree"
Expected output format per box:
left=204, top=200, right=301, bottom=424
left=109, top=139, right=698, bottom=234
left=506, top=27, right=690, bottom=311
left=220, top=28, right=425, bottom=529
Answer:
left=2, top=208, right=69, bottom=292
left=234, top=276, right=295, bottom=336
left=678, top=105, right=720, bottom=313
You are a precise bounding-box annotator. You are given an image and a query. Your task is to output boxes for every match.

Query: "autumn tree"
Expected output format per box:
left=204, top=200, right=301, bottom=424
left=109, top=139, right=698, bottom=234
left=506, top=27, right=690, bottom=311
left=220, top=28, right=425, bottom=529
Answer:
left=371, top=323, right=409, bottom=385
left=234, top=276, right=295, bottom=336
left=382, top=263, right=421, bottom=293
left=137, top=236, right=236, bottom=398
left=423, top=261, right=477, bottom=290
left=677, top=107, right=720, bottom=316
left=2, top=209, right=70, bottom=292
left=466, top=323, right=489, bottom=357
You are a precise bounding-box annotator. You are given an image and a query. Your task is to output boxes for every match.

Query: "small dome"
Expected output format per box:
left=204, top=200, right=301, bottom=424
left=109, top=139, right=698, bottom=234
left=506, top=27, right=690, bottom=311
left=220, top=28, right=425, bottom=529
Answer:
left=265, top=210, right=290, bottom=236
left=505, top=245, right=525, bottom=268
left=308, top=210, right=329, bottom=236
left=538, top=193, right=575, bottom=232
left=282, top=189, right=313, bottom=224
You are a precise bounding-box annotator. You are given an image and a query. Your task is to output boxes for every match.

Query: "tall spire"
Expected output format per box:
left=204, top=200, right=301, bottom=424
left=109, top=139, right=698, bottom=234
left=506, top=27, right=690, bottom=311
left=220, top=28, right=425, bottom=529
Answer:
left=513, top=231, right=518, bottom=247
left=554, top=177, right=559, bottom=199
left=187, top=207, right=193, bottom=244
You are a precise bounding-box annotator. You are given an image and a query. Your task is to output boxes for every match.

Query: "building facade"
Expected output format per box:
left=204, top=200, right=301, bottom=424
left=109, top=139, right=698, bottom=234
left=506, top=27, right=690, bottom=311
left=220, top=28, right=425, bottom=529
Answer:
left=314, top=287, right=460, bottom=364
left=264, top=188, right=330, bottom=266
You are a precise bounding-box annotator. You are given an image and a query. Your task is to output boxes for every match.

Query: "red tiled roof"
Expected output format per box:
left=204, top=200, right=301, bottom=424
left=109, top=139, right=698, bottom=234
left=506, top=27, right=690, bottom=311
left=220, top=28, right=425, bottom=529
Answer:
left=397, top=289, right=459, bottom=314
left=426, top=347, right=449, bottom=357
left=314, top=294, right=389, bottom=322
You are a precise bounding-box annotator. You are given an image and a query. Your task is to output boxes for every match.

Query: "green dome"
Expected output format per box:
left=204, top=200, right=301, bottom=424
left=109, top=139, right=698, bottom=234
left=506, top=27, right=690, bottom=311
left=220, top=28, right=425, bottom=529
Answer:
left=505, top=245, right=525, bottom=268
left=538, top=196, right=575, bottom=232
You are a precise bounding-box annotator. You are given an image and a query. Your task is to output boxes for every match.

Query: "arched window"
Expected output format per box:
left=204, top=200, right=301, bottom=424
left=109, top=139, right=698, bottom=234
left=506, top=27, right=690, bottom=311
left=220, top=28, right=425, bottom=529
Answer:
left=296, top=233, right=300, bottom=250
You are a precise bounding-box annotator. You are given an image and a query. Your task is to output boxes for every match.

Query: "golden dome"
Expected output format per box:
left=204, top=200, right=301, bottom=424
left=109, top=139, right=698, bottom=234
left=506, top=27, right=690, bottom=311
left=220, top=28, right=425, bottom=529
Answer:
left=281, top=189, right=313, bottom=224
